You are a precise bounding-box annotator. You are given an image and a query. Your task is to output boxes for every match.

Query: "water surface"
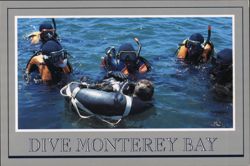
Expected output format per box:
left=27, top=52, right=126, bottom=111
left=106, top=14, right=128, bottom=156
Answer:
left=18, top=17, right=233, bottom=129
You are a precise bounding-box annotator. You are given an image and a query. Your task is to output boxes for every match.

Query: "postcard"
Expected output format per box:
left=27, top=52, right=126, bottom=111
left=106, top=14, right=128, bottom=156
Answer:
left=0, top=1, right=249, bottom=166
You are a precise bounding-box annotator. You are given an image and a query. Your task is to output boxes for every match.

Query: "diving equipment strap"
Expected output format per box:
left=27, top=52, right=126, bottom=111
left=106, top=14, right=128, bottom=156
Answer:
left=124, top=95, right=132, bottom=117
left=70, top=86, right=94, bottom=119
left=119, top=80, right=129, bottom=93
left=60, top=82, right=133, bottom=126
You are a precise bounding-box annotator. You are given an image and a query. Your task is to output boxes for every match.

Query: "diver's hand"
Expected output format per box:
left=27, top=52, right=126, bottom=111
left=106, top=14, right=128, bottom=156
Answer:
left=23, top=71, right=31, bottom=83
left=80, top=76, right=91, bottom=83
left=105, top=46, right=116, bottom=57
left=34, top=78, right=43, bottom=84
left=107, top=71, right=128, bottom=81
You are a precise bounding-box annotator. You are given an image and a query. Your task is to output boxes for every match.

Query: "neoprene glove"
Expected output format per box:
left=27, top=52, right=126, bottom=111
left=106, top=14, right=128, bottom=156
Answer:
left=107, top=71, right=128, bottom=81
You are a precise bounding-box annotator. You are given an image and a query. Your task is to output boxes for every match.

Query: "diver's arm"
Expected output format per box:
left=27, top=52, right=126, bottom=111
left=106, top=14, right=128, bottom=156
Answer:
left=202, top=43, right=213, bottom=62
left=25, top=54, right=44, bottom=73
left=24, top=55, right=41, bottom=82
left=25, top=54, right=53, bottom=82
left=105, top=71, right=128, bottom=81
left=87, top=82, right=114, bottom=92
left=138, top=64, right=148, bottom=73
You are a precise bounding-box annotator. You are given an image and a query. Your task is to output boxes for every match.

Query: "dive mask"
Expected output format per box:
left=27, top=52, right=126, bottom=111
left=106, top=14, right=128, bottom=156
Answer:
left=117, top=51, right=138, bottom=62
left=186, top=40, right=203, bottom=62
left=40, top=29, right=55, bottom=42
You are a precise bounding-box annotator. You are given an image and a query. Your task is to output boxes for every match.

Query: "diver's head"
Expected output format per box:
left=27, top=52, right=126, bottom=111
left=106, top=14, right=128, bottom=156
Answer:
left=189, top=33, right=204, bottom=43
left=216, top=48, right=232, bottom=66
left=118, top=43, right=138, bottom=73
left=211, top=48, right=232, bottom=85
left=39, top=22, right=56, bottom=43
left=186, top=33, right=204, bottom=63
left=213, top=48, right=232, bottom=75
left=134, top=79, right=154, bottom=101
left=41, top=40, right=68, bottom=68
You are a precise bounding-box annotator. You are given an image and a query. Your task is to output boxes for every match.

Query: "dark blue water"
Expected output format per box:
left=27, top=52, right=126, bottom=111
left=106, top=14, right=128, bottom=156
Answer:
left=18, top=17, right=233, bottom=129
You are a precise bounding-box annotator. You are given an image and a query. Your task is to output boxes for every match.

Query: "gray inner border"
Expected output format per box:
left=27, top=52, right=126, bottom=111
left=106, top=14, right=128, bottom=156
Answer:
left=7, top=6, right=243, bottom=158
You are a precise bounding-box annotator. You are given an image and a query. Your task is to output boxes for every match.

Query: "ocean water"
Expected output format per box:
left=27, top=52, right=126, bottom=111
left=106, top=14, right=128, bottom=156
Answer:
left=17, top=17, right=233, bottom=129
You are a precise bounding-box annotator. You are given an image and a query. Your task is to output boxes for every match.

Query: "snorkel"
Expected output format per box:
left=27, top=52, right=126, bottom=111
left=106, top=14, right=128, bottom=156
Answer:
left=205, top=25, right=211, bottom=45
left=52, top=18, right=57, bottom=32
left=51, top=18, right=59, bottom=40
left=133, top=37, right=151, bottom=71
left=202, top=25, right=213, bottom=62
left=134, top=37, right=141, bottom=58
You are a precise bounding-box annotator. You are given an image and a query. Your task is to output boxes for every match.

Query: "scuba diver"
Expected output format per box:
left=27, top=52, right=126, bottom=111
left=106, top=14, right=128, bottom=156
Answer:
left=177, top=25, right=214, bottom=64
left=101, top=38, right=151, bottom=79
left=210, top=48, right=232, bottom=98
left=60, top=71, right=154, bottom=125
left=24, top=21, right=73, bottom=84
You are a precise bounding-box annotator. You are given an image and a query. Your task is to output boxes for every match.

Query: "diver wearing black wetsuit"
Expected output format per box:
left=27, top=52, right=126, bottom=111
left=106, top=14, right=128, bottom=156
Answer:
left=101, top=38, right=151, bottom=79
left=177, top=27, right=214, bottom=64
left=210, top=48, right=232, bottom=98
left=25, top=22, right=72, bottom=84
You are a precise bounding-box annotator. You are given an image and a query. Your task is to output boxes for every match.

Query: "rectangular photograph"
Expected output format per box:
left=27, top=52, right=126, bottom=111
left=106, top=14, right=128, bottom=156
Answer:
left=17, top=16, right=233, bottom=129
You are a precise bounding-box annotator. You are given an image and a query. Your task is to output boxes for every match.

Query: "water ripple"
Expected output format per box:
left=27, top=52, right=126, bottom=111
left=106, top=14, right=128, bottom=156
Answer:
left=18, top=17, right=233, bottom=129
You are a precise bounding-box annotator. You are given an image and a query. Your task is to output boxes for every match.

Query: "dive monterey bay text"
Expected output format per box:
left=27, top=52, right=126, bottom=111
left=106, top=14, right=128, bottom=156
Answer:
left=28, top=137, right=218, bottom=153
